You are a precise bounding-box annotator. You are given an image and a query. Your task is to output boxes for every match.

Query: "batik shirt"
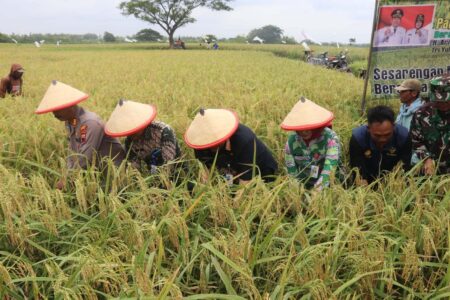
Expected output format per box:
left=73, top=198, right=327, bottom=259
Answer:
left=285, top=127, right=341, bottom=188
left=410, top=104, right=450, bottom=174
left=125, top=121, right=181, bottom=174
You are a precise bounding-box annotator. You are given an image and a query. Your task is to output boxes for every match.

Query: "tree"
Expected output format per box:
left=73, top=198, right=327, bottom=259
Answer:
left=104, top=32, right=116, bottom=42
left=0, top=33, right=10, bottom=43
left=119, top=0, right=233, bottom=48
left=247, top=25, right=284, bottom=44
left=203, top=34, right=217, bottom=43
left=135, top=28, right=163, bottom=42
left=282, top=36, right=297, bottom=44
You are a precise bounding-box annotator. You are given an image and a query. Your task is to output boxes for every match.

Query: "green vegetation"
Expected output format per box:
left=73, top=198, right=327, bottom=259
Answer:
left=0, top=43, right=448, bottom=299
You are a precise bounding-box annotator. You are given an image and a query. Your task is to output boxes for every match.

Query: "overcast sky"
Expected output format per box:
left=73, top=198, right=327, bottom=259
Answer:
left=2, top=0, right=376, bottom=43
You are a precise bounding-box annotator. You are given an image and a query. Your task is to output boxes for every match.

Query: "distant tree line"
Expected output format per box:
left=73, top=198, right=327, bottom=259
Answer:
left=0, top=28, right=368, bottom=46
left=0, top=33, right=101, bottom=44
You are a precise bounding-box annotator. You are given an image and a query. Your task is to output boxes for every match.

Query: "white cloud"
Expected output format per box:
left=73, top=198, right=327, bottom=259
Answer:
left=3, top=0, right=375, bottom=42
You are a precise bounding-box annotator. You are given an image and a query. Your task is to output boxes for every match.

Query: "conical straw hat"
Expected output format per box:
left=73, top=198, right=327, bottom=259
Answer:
left=184, top=108, right=239, bottom=149
left=35, top=80, right=89, bottom=114
left=281, top=97, right=334, bottom=131
left=105, top=100, right=157, bottom=137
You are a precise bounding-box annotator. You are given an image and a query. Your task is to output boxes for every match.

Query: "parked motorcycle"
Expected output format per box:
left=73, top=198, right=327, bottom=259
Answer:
left=327, top=50, right=351, bottom=72
left=306, top=51, right=329, bottom=66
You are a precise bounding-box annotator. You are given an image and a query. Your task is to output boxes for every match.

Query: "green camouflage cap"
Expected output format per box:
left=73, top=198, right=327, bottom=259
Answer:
left=429, top=73, right=450, bottom=102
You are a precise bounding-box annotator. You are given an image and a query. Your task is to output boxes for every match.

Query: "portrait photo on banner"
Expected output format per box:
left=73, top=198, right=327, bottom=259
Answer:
left=373, top=4, right=436, bottom=48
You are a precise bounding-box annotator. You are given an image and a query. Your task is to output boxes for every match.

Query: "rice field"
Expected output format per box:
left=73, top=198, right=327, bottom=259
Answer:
left=0, top=43, right=448, bottom=299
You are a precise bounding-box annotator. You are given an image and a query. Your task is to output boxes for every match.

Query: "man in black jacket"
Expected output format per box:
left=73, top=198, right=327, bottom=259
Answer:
left=349, top=105, right=411, bottom=185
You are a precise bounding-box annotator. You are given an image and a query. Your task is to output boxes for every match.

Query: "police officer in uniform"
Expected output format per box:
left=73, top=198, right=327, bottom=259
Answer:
left=375, top=9, right=406, bottom=47
left=405, top=14, right=428, bottom=45
left=35, top=81, right=125, bottom=189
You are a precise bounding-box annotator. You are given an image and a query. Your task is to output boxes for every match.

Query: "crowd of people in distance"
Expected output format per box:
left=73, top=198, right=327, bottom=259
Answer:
left=1, top=63, right=449, bottom=191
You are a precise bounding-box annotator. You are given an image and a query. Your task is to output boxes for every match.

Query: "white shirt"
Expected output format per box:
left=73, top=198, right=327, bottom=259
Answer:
left=404, top=28, right=428, bottom=45
left=375, top=26, right=406, bottom=46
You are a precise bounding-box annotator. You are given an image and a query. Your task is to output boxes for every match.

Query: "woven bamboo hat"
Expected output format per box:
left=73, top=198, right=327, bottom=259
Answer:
left=35, top=80, right=89, bottom=114
left=105, top=99, right=157, bottom=137
left=184, top=108, right=239, bottom=149
left=281, top=97, right=334, bottom=131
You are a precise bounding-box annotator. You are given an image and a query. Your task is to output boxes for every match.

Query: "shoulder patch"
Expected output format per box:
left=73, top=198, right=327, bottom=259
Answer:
left=80, top=125, right=88, bottom=144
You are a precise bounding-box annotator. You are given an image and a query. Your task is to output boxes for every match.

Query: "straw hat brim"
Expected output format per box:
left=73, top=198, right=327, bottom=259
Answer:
left=281, top=115, right=334, bottom=131
left=35, top=95, right=89, bottom=114
left=281, top=98, right=334, bottom=131
left=184, top=109, right=239, bottom=150
left=35, top=81, right=89, bottom=114
left=105, top=101, right=157, bottom=137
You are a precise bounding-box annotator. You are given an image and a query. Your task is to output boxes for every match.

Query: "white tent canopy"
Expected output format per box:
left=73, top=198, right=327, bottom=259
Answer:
left=252, top=36, right=264, bottom=43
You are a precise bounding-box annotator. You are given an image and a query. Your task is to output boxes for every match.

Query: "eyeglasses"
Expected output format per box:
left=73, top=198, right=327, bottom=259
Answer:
left=399, top=90, right=411, bottom=94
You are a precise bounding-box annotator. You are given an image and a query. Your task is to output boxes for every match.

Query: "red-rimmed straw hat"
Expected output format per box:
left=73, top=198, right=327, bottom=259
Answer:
left=35, top=80, right=89, bottom=114
left=184, top=108, right=239, bottom=150
left=281, top=97, right=334, bottom=131
left=104, top=100, right=157, bottom=137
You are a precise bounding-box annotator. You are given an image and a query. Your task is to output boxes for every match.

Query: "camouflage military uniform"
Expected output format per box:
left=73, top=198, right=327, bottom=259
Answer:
left=285, top=127, right=342, bottom=189
left=124, top=121, right=181, bottom=174
left=410, top=103, right=450, bottom=174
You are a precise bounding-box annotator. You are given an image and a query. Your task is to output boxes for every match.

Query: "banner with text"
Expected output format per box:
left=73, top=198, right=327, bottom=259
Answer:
left=370, top=0, right=450, bottom=98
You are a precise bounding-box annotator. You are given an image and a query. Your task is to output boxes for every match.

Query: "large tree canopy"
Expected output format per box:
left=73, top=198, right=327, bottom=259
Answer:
left=247, top=25, right=284, bottom=44
left=134, top=28, right=164, bottom=41
left=103, top=31, right=116, bottom=42
left=119, top=0, right=233, bottom=48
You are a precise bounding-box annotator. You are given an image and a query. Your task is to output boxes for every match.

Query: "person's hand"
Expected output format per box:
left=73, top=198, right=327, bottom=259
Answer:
left=199, top=168, right=209, bottom=184
left=238, top=179, right=250, bottom=185
left=424, top=158, right=435, bottom=175
left=56, top=179, right=65, bottom=190
left=385, top=28, right=392, bottom=36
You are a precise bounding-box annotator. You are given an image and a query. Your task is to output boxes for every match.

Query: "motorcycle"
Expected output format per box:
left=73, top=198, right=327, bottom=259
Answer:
left=327, top=50, right=351, bottom=72
left=306, top=51, right=329, bottom=66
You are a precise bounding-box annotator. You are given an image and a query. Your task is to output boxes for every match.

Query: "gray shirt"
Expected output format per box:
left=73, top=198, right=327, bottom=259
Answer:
left=66, top=106, right=125, bottom=169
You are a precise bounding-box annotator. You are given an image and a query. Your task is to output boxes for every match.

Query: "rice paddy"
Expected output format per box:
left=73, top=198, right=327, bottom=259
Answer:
left=0, top=43, right=448, bottom=299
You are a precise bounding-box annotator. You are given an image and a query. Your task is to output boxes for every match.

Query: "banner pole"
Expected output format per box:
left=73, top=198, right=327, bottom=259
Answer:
left=360, top=0, right=380, bottom=116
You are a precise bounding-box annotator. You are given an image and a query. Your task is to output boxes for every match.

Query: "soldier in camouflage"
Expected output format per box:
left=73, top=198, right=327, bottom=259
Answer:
left=410, top=73, right=450, bottom=175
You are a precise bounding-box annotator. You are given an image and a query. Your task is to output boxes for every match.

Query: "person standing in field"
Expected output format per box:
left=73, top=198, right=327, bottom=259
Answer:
left=184, top=108, right=277, bottom=184
left=405, top=14, right=428, bottom=45
left=104, top=99, right=182, bottom=177
left=395, top=79, right=424, bottom=131
left=375, top=9, right=406, bottom=47
left=349, top=105, right=411, bottom=185
left=0, top=64, right=24, bottom=98
left=282, top=97, right=342, bottom=190
left=35, top=81, right=125, bottom=189
left=410, top=73, right=450, bottom=175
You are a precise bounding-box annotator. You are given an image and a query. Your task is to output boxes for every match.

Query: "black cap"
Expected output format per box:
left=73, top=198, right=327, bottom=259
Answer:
left=391, top=9, right=404, bottom=18
left=416, top=14, right=424, bottom=22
